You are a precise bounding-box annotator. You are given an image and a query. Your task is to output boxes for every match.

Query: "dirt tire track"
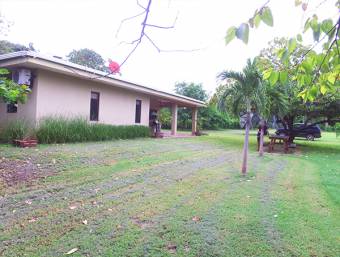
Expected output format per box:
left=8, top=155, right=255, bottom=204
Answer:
left=260, top=158, right=287, bottom=256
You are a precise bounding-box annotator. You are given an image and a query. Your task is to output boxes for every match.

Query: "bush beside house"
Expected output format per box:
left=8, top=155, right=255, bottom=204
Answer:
left=159, top=106, right=239, bottom=131
left=0, top=116, right=150, bottom=144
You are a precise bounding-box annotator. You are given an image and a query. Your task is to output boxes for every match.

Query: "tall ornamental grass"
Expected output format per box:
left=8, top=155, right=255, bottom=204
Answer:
left=0, top=120, right=33, bottom=142
left=36, top=116, right=150, bottom=143
left=0, top=116, right=150, bottom=144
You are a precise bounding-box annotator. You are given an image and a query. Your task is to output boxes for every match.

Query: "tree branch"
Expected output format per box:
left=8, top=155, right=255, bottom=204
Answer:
left=115, top=11, right=146, bottom=39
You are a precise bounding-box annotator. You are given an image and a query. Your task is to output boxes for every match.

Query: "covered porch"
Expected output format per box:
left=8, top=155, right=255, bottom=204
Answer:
left=149, top=96, right=205, bottom=137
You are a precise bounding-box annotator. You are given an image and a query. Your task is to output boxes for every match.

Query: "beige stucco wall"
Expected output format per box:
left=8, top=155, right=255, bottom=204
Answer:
left=35, top=70, right=150, bottom=126
left=0, top=74, right=38, bottom=128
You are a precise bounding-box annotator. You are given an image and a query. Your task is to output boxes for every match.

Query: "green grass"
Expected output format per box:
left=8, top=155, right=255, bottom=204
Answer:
left=0, top=130, right=339, bottom=256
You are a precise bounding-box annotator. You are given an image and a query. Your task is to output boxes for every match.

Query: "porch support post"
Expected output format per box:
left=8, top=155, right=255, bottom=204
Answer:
left=171, top=103, right=178, bottom=135
left=192, top=107, right=198, bottom=135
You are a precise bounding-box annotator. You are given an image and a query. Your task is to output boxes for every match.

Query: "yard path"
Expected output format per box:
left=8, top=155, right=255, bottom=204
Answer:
left=0, top=131, right=339, bottom=257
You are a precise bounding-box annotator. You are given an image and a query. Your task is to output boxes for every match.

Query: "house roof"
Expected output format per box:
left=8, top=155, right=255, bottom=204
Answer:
left=0, top=51, right=205, bottom=108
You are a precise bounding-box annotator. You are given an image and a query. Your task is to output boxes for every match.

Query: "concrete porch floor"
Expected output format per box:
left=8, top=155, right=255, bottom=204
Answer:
left=153, top=130, right=195, bottom=138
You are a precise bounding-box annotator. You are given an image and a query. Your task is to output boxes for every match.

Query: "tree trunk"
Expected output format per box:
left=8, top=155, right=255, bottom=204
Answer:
left=259, top=121, right=264, bottom=156
left=287, top=116, right=295, bottom=143
left=241, top=111, right=250, bottom=174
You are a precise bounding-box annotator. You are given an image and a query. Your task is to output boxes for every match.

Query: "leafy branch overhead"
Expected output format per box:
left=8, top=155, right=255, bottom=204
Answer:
left=225, top=0, right=340, bottom=101
left=225, top=4, right=273, bottom=45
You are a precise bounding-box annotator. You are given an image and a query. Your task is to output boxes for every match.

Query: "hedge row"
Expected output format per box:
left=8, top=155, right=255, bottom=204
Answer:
left=0, top=117, right=150, bottom=144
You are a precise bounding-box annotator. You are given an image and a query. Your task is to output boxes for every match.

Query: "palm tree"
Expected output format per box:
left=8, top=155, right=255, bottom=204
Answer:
left=217, top=59, right=264, bottom=174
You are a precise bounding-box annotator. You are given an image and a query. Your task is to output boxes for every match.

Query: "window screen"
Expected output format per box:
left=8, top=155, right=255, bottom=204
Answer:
left=90, top=92, right=100, bottom=121
left=135, top=100, right=142, bottom=123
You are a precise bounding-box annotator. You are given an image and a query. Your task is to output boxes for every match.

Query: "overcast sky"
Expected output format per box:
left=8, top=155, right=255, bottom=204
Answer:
left=0, top=0, right=337, bottom=96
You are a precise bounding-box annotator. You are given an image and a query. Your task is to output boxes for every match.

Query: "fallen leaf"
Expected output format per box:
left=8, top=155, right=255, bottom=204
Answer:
left=28, top=218, right=37, bottom=223
left=25, top=200, right=32, bottom=205
left=192, top=216, right=201, bottom=222
left=65, top=248, right=78, bottom=255
left=82, top=220, right=88, bottom=225
left=108, top=208, right=113, bottom=212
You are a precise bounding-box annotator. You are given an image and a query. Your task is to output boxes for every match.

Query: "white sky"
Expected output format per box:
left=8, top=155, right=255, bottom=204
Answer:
left=0, top=0, right=337, bottom=96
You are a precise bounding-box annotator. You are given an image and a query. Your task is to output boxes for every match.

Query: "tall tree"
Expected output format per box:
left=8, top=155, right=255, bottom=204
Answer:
left=174, top=82, right=208, bottom=101
left=0, top=40, right=34, bottom=55
left=174, top=82, right=208, bottom=130
left=257, top=38, right=340, bottom=141
left=218, top=59, right=264, bottom=174
left=67, top=48, right=108, bottom=72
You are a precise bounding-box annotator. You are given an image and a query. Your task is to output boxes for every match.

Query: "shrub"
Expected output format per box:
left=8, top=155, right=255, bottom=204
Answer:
left=0, top=120, right=34, bottom=143
left=36, top=116, right=150, bottom=144
left=159, top=106, right=240, bottom=131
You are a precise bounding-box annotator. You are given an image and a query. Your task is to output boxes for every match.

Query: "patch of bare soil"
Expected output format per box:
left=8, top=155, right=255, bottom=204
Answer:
left=0, top=158, right=50, bottom=186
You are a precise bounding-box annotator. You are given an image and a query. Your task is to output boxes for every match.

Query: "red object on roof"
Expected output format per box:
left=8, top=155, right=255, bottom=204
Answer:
left=108, top=60, right=120, bottom=74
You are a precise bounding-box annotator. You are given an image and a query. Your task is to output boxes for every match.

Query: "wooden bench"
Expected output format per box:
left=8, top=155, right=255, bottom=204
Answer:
left=268, top=135, right=289, bottom=153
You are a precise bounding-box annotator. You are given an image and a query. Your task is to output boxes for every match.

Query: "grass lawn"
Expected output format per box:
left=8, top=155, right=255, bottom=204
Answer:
left=0, top=130, right=339, bottom=257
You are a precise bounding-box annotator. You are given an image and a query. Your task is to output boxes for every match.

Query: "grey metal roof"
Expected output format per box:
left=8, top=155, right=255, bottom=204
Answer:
left=0, top=51, right=206, bottom=106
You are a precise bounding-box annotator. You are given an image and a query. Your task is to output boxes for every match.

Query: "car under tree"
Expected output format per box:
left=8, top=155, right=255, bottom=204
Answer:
left=275, top=123, right=321, bottom=141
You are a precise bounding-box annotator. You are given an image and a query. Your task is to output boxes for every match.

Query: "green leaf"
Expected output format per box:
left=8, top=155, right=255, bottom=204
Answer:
left=296, top=34, right=303, bottom=42
left=281, top=49, right=290, bottom=66
left=327, top=73, right=336, bottom=84
left=310, top=15, right=318, bottom=31
left=320, top=84, right=327, bottom=94
left=295, top=0, right=302, bottom=6
left=279, top=71, right=288, bottom=84
left=321, top=19, right=333, bottom=33
left=297, top=74, right=305, bottom=86
left=263, top=69, right=272, bottom=80
left=236, top=23, right=249, bottom=44
left=225, top=26, right=237, bottom=45
left=303, top=18, right=310, bottom=32
left=313, top=26, right=321, bottom=41
left=0, top=68, right=9, bottom=75
left=297, top=88, right=307, bottom=100
left=260, top=7, right=273, bottom=26
left=254, top=14, right=261, bottom=28
left=288, top=38, right=297, bottom=53
left=301, top=59, right=313, bottom=73
left=309, top=85, right=318, bottom=99
left=269, top=71, right=279, bottom=86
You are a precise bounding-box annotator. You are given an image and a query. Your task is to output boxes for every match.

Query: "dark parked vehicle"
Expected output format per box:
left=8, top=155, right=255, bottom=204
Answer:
left=275, top=123, right=321, bottom=141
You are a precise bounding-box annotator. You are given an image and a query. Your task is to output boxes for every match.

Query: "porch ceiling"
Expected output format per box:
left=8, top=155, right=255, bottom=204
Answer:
left=150, top=97, right=198, bottom=109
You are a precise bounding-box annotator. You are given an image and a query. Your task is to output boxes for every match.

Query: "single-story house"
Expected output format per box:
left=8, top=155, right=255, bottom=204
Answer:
left=0, top=51, right=205, bottom=135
